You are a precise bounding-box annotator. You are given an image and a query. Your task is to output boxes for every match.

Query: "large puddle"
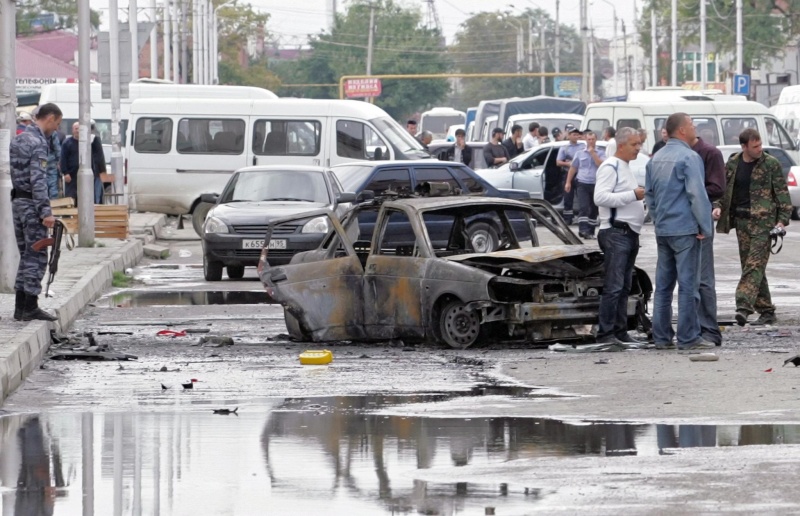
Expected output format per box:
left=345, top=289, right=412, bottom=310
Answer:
left=104, top=290, right=272, bottom=307
left=3, top=392, right=800, bottom=514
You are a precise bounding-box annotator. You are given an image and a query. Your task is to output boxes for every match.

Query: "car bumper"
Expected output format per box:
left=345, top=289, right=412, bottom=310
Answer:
left=468, top=297, right=638, bottom=325
left=202, top=232, right=327, bottom=266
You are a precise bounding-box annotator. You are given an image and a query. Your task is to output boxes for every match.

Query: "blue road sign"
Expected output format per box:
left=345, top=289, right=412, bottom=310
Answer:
left=733, top=74, right=751, bottom=95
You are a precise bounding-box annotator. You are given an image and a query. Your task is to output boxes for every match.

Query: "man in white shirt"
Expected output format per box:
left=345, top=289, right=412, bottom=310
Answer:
left=603, top=126, right=617, bottom=159
left=522, top=122, right=540, bottom=151
left=593, top=127, right=646, bottom=345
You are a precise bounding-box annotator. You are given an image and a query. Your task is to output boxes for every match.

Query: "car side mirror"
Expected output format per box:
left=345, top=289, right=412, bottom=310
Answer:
left=200, top=193, right=219, bottom=204
left=336, top=192, right=357, bottom=204
left=509, top=161, right=520, bottom=172
left=357, top=190, right=375, bottom=202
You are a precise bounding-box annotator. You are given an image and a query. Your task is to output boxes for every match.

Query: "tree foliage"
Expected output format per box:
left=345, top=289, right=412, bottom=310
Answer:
left=214, top=0, right=281, bottom=90
left=15, top=0, right=100, bottom=35
left=450, top=10, right=589, bottom=107
left=271, top=0, right=449, bottom=119
left=638, top=0, right=800, bottom=78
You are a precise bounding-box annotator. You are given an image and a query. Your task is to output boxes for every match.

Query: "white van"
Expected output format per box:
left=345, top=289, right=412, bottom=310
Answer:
left=770, top=85, right=800, bottom=144
left=126, top=97, right=429, bottom=218
left=580, top=100, right=798, bottom=160
left=419, top=107, right=466, bottom=140
left=39, top=81, right=277, bottom=162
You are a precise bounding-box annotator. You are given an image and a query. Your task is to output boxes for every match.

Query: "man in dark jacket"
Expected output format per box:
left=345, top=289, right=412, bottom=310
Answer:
left=502, top=124, right=524, bottom=158
left=443, top=128, right=473, bottom=166
left=60, top=121, right=106, bottom=205
left=691, top=131, right=726, bottom=344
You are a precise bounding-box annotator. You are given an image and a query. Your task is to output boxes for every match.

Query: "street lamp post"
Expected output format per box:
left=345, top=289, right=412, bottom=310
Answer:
left=596, top=0, right=618, bottom=98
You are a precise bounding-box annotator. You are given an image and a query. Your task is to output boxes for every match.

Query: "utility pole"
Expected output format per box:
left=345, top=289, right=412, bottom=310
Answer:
left=78, top=0, right=95, bottom=247
left=580, top=0, right=589, bottom=100
left=700, top=0, right=707, bottom=88
left=622, top=20, right=630, bottom=94
left=110, top=0, right=124, bottom=207
left=0, top=0, right=18, bottom=291
left=130, top=0, right=139, bottom=81
left=611, top=10, right=618, bottom=97
left=651, top=8, right=657, bottom=86
left=671, top=0, right=677, bottom=86
left=528, top=17, right=534, bottom=73
left=164, top=0, right=172, bottom=81
left=204, top=0, right=211, bottom=84
left=181, top=0, right=188, bottom=83
left=540, top=21, right=546, bottom=95
left=736, top=0, right=743, bottom=73
left=172, top=0, right=180, bottom=82
left=589, top=26, right=594, bottom=101
left=192, top=0, right=198, bottom=83
left=150, top=0, right=158, bottom=78
left=555, top=0, right=560, bottom=74
left=366, top=4, right=375, bottom=76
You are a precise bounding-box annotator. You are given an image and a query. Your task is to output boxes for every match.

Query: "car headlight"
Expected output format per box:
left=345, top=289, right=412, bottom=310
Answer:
left=301, top=216, right=329, bottom=234
left=204, top=216, right=229, bottom=234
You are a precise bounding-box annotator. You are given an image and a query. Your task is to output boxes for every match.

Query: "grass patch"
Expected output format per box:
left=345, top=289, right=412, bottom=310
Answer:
left=112, top=270, right=133, bottom=288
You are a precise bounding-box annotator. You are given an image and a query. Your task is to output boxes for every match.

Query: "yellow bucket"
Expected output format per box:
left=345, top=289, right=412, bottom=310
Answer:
left=299, top=349, right=333, bottom=365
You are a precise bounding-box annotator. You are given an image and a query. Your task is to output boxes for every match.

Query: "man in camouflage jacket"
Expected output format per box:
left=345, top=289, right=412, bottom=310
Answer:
left=10, top=103, right=63, bottom=322
left=717, top=128, right=792, bottom=326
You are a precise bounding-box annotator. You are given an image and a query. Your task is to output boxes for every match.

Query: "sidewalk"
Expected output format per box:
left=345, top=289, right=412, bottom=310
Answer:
left=0, top=212, right=167, bottom=403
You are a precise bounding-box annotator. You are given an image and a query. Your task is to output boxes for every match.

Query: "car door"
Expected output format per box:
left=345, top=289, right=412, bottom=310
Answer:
left=510, top=146, right=551, bottom=199
left=260, top=209, right=366, bottom=341
left=363, top=207, right=427, bottom=340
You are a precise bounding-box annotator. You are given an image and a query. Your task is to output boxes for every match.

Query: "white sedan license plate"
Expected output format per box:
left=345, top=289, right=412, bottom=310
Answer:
left=243, top=239, right=286, bottom=250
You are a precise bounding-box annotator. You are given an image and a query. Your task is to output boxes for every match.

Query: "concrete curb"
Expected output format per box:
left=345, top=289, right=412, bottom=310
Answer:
left=0, top=237, right=145, bottom=404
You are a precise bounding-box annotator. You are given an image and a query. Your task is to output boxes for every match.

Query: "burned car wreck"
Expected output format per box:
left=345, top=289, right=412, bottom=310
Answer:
left=258, top=195, right=652, bottom=348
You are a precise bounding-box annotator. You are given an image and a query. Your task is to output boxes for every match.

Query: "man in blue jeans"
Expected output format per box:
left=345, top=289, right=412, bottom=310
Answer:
left=594, top=127, right=646, bottom=344
left=645, top=112, right=714, bottom=350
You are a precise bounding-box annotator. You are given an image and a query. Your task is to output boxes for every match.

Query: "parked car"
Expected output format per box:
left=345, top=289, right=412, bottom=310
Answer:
left=201, top=165, right=355, bottom=281
left=257, top=196, right=653, bottom=348
left=718, top=145, right=800, bottom=220
left=478, top=140, right=649, bottom=209
left=332, top=160, right=531, bottom=252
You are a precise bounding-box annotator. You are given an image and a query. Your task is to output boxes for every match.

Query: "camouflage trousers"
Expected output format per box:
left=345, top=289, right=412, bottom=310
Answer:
left=13, top=200, right=48, bottom=296
left=734, top=218, right=775, bottom=314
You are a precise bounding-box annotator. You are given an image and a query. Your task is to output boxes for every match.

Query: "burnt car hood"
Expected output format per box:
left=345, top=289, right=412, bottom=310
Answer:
left=444, top=245, right=604, bottom=276
left=209, top=201, right=330, bottom=224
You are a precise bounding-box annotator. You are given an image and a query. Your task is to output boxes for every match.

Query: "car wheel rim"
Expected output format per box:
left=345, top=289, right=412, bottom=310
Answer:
left=470, top=231, right=492, bottom=253
left=443, top=304, right=480, bottom=347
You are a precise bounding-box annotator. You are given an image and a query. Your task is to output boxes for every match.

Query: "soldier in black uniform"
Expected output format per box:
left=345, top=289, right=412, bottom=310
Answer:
left=10, top=103, right=62, bottom=321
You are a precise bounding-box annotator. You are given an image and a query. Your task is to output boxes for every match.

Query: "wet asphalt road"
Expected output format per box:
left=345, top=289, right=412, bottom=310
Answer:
left=7, top=217, right=800, bottom=514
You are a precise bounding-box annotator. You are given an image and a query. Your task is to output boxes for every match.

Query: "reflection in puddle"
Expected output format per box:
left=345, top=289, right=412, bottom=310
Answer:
left=2, top=394, right=800, bottom=514
left=104, top=290, right=272, bottom=307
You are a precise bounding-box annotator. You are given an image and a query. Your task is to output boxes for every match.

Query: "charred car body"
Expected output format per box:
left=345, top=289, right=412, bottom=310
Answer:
left=258, top=196, right=652, bottom=348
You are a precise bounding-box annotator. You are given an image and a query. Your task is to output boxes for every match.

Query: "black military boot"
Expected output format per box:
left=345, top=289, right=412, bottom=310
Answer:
left=13, top=290, right=25, bottom=321
left=21, top=294, right=57, bottom=322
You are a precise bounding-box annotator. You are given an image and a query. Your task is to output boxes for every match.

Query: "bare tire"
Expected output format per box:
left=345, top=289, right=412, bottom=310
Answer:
left=439, top=300, right=481, bottom=349
left=192, top=202, right=214, bottom=237
left=203, top=254, right=223, bottom=282
left=227, top=265, right=245, bottom=280
left=467, top=222, right=499, bottom=253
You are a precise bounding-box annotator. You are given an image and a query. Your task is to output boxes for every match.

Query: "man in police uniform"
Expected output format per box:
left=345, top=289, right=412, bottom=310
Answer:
left=10, top=103, right=62, bottom=321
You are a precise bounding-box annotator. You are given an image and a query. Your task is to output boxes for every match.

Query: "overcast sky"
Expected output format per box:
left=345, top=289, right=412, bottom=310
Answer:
left=102, top=0, right=640, bottom=46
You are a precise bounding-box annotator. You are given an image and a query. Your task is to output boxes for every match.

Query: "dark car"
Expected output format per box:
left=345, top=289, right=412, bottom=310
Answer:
left=332, top=160, right=531, bottom=252
left=201, top=165, right=355, bottom=281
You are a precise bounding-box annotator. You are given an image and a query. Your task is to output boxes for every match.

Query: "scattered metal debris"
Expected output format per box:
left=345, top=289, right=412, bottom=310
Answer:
left=783, top=355, right=800, bottom=367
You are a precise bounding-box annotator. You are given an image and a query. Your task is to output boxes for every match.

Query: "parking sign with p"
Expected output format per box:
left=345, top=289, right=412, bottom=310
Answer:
left=734, top=74, right=751, bottom=95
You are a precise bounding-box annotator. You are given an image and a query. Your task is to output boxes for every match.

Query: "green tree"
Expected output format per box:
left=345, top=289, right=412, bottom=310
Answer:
left=272, top=0, right=449, bottom=119
left=449, top=10, right=588, bottom=108
left=16, top=0, right=100, bottom=35
left=214, top=0, right=281, bottom=89
left=639, top=0, right=800, bottom=80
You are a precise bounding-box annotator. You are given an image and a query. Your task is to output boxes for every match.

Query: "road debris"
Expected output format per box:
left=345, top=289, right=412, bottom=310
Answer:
left=594, top=359, right=610, bottom=365
left=212, top=407, right=239, bottom=415
left=548, top=342, right=650, bottom=353
left=50, top=350, right=138, bottom=361
left=783, top=355, right=800, bottom=367
left=157, top=329, right=187, bottom=337
left=198, top=335, right=234, bottom=347
left=182, top=379, right=199, bottom=389
left=689, top=353, right=719, bottom=362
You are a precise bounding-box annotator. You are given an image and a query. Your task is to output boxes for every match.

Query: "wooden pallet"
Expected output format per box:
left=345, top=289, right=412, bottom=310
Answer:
left=51, top=199, right=128, bottom=239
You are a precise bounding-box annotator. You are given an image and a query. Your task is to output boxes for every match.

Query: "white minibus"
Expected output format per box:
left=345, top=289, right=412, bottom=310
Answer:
left=126, top=97, right=429, bottom=225
left=580, top=99, right=798, bottom=160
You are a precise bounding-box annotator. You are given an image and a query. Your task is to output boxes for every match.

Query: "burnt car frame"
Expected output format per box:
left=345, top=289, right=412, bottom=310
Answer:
left=258, top=197, right=652, bottom=348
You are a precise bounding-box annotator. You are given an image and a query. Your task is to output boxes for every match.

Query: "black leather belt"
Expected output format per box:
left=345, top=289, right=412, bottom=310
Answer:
left=612, top=221, right=631, bottom=231
left=10, top=188, right=32, bottom=200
